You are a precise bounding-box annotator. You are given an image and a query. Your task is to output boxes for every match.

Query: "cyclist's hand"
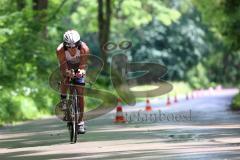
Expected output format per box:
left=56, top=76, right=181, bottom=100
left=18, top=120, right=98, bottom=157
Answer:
left=76, top=69, right=86, bottom=78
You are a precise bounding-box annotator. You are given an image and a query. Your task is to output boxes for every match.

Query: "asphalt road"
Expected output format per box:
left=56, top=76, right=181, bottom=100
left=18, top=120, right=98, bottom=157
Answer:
left=0, top=89, right=240, bottom=160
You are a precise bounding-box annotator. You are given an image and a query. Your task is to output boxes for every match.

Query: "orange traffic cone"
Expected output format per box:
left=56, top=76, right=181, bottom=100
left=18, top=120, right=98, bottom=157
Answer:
left=166, top=95, right=171, bottom=106
left=114, top=98, right=126, bottom=123
left=174, top=94, right=178, bottom=103
left=145, top=99, right=152, bottom=112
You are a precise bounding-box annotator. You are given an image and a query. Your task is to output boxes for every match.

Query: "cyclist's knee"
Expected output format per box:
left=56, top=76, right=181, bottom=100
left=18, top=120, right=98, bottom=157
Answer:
left=61, top=77, right=70, bottom=84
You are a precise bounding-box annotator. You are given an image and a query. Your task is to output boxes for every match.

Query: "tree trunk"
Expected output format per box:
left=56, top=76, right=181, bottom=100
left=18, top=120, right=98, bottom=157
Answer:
left=32, top=0, right=48, bottom=38
left=98, top=0, right=112, bottom=72
left=105, top=0, right=111, bottom=47
left=33, top=0, right=48, bottom=11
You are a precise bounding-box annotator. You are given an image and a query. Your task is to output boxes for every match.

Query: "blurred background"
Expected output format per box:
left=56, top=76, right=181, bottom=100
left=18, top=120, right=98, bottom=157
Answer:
left=0, top=0, right=239, bottom=125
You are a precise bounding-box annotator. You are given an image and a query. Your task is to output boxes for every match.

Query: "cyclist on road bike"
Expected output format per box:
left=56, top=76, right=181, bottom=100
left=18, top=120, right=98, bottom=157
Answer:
left=56, top=29, right=89, bottom=134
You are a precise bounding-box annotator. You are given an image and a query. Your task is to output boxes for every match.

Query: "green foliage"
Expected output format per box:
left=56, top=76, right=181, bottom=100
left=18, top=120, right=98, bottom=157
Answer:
left=231, top=93, right=240, bottom=110
left=193, top=0, right=240, bottom=49
left=0, top=85, right=58, bottom=125
left=110, top=0, right=181, bottom=39
left=126, top=6, right=210, bottom=80
left=186, top=63, right=216, bottom=89
left=0, top=88, right=37, bottom=124
left=0, top=0, right=61, bottom=124
left=193, top=0, right=240, bottom=85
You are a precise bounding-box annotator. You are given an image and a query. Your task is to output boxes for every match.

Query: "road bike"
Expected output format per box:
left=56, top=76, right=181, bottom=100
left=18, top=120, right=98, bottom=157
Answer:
left=57, top=74, right=85, bottom=143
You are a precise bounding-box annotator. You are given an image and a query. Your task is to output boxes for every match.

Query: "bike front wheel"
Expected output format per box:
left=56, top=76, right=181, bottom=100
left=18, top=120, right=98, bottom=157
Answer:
left=69, top=88, right=79, bottom=143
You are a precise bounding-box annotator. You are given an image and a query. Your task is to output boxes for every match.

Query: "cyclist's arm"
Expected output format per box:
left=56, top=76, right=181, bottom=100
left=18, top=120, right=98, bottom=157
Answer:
left=56, top=43, right=69, bottom=77
left=79, top=42, right=89, bottom=70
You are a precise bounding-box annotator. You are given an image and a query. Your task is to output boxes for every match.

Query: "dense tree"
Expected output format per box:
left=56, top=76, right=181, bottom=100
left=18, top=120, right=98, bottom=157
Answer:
left=193, top=0, right=240, bottom=84
left=127, top=6, right=211, bottom=82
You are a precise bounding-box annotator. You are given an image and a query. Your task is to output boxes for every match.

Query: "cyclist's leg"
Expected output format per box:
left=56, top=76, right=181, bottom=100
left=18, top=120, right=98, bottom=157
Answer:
left=76, top=86, right=86, bottom=134
left=60, top=77, right=70, bottom=110
left=60, top=77, right=70, bottom=96
left=76, top=86, right=84, bottom=122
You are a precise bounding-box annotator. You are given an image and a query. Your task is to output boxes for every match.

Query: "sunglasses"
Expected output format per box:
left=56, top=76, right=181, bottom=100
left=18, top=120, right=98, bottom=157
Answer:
left=65, top=43, right=77, bottom=48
